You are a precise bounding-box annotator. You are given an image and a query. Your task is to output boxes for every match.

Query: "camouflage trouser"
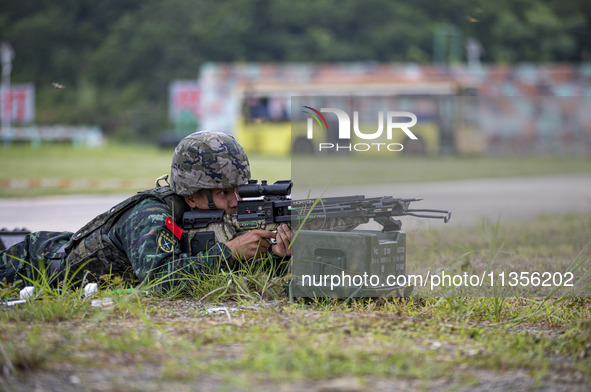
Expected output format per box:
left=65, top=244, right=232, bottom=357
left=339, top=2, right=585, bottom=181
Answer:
left=0, top=231, right=72, bottom=287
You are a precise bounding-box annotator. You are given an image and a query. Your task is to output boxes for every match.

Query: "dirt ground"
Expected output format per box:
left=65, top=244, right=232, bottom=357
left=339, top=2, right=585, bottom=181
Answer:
left=2, top=298, right=590, bottom=392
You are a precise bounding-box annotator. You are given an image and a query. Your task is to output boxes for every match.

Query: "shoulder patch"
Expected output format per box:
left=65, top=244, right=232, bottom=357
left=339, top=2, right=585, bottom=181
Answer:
left=165, top=216, right=184, bottom=239
left=157, top=228, right=176, bottom=253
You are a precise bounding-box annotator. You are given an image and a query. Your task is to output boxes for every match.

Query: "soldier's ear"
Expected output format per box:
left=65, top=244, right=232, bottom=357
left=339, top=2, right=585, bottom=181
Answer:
left=184, top=194, right=199, bottom=209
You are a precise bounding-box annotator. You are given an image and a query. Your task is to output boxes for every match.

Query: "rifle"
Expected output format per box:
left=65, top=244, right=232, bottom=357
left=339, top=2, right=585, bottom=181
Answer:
left=234, top=180, right=451, bottom=232
left=181, top=180, right=451, bottom=298
left=181, top=179, right=450, bottom=255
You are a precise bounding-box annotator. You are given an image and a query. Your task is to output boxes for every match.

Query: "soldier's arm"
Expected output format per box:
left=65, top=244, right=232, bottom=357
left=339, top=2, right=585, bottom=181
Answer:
left=226, top=224, right=292, bottom=259
left=110, top=200, right=233, bottom=284
left=225, top=229, right=274, bottom=260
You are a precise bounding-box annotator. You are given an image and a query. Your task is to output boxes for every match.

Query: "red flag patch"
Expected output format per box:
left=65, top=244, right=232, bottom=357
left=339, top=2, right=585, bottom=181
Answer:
left=165, top=216, right=184, bottom=240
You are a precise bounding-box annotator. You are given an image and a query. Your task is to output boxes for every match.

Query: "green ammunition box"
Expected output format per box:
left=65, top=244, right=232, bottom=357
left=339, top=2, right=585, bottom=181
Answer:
left=289, top=229, right=412, bottom=298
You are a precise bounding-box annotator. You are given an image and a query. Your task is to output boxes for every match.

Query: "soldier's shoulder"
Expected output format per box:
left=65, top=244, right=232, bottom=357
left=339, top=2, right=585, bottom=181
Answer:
left=118, top=197, right=172, bottom=225
left=136, top=197, right=173, bottom=214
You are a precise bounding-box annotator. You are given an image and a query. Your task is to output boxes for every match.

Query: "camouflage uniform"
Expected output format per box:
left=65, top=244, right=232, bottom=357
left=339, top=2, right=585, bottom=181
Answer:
left=0, top=131, right=260, bottom=288
left=0, top=187, right=239, bottom=287
left=0, top=231, right=74, bottom=285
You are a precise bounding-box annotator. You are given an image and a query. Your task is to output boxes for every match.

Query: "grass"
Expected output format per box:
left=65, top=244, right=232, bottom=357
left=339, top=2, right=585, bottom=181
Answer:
left=1, top=213, right=590, bottom=390
left=405, top=213, right=591, bottom=298
left=0, top=143, right=292, bottom=198
left=1, top=143, right=590, bottom=197
left=2, top=143, right=173, bottom=181
left=291, top=154, right=591, bottom=188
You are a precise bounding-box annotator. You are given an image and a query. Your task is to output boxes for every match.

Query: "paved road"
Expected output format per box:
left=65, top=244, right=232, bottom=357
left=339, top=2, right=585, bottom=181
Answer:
left=1, top=174, right=589, bottom=232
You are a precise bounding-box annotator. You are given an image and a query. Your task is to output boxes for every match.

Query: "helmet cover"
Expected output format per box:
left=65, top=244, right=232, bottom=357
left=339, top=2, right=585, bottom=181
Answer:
left=170, top=131, right=251, bottom=196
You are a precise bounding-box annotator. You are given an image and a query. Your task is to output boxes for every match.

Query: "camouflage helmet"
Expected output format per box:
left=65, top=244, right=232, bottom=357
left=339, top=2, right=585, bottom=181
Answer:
left=170, top=131, right=251, bottom=196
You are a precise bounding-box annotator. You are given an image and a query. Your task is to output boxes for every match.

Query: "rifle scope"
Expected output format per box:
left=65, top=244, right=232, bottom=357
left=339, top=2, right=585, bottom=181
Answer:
left=238, top=180, right=292, bottom=198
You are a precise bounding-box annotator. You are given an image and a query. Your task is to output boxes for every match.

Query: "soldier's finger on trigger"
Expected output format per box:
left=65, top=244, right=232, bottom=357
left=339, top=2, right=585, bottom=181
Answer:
left=262, top=229, right=277, bottom=244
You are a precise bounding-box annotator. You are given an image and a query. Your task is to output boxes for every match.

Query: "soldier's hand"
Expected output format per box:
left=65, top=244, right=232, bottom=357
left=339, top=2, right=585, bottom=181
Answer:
left=271, top=224, right=292, bottom=258
left=225, top=229, right=276, bottom=260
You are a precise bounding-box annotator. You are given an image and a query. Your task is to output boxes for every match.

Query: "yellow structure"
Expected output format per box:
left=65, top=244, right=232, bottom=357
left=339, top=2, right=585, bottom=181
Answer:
left=199, top=63, right=483, bottom=156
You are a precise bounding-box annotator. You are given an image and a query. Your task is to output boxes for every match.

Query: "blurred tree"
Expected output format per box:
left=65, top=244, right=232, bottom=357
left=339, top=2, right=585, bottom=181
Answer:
left=462, top=0, right=587, bottom=63
left=0, top=0, right=589, bottom=140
